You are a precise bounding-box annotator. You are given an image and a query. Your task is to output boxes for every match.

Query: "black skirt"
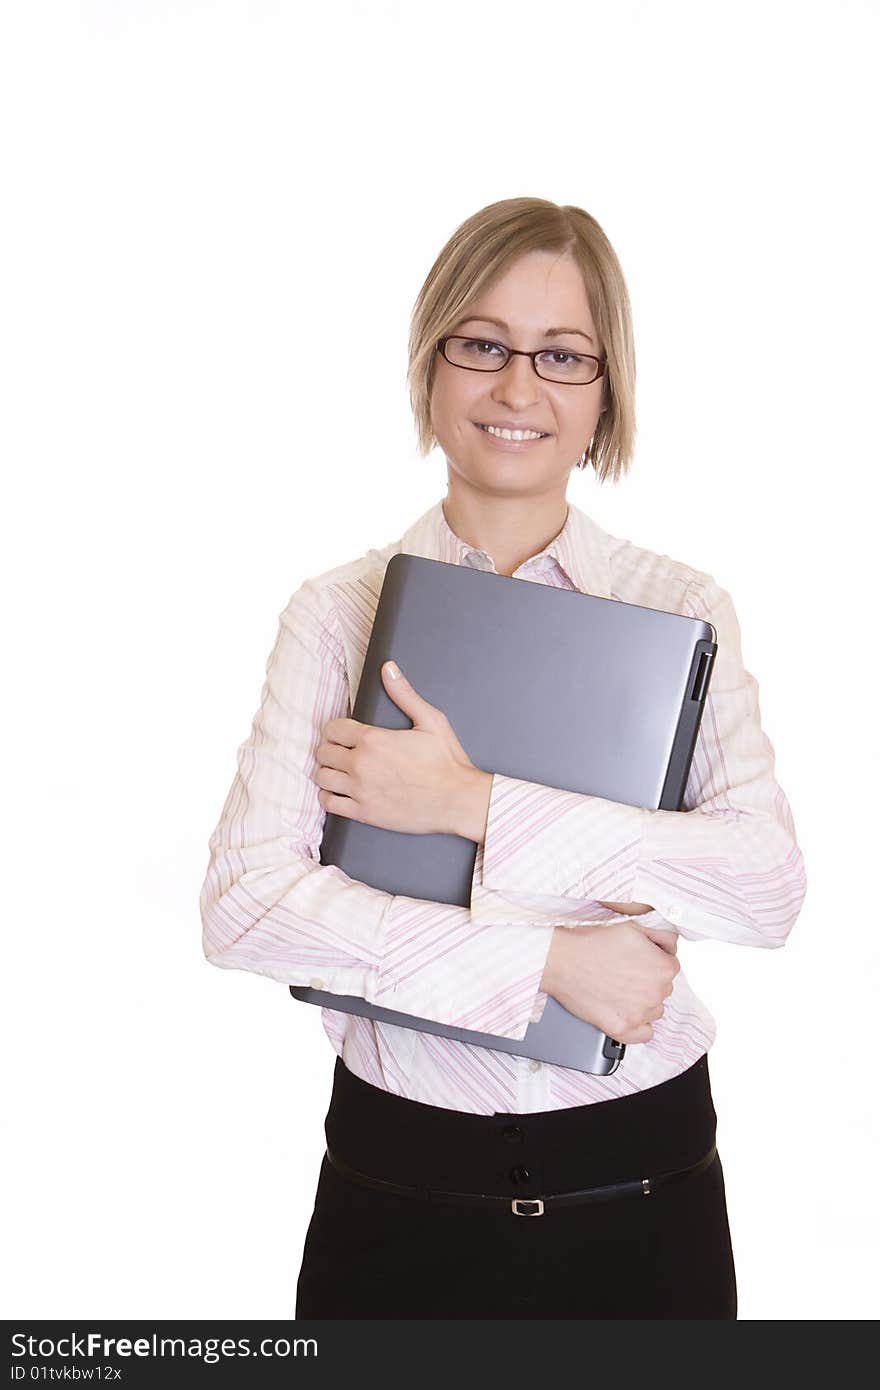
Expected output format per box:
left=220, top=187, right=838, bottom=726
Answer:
left=295, top=1052, right=737, bottom=1319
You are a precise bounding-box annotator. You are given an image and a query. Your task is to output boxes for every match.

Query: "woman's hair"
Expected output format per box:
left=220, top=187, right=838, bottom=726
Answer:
left=407, top=197, right=637, bottom=486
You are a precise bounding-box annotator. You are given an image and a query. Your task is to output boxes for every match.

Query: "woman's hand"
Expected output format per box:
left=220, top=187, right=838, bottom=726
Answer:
left=310, top=661, right=477, bottom=836
left=541, top=921, right=681, bottom=1044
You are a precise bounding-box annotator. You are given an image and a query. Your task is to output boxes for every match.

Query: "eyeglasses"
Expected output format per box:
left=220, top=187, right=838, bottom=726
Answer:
left=436, top=335, right=607, bottom=386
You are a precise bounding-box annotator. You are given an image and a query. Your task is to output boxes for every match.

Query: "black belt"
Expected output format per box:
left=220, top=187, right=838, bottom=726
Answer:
left=325, top=1142, right=718, bottom=1217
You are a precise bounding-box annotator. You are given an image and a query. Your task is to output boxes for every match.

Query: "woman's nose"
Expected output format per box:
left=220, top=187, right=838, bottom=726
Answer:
left=492, top=353, right=542, bottom=405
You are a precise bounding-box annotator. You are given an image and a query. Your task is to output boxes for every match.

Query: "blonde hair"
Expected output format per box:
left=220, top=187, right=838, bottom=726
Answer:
left=407, top=197, right=637, bottom=486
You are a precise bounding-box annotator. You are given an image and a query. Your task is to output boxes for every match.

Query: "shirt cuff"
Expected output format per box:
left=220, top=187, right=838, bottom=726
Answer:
left=470, top=772, right=652, bottom=924
left=373, top=902, right=557, bottom=1042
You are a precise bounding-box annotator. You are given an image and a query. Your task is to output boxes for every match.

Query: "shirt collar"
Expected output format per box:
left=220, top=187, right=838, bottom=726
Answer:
left=399, top=497, right=612, bottom=599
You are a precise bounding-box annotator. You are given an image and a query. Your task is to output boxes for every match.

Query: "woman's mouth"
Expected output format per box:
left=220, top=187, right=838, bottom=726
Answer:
left=473, top=422, right=551, bottom=449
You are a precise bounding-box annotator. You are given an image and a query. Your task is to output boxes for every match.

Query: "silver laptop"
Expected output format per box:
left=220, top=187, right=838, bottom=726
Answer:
left=290, top=554, right=716, bottom=1074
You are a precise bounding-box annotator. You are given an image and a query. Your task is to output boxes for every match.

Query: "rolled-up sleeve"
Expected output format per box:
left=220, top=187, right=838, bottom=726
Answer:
left=199, top=579, right=555, bottom=1040
left=469, top=575, right=807, bottom=949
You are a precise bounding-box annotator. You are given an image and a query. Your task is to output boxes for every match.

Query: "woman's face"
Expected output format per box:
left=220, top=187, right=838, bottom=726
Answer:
left=430, top=249, right=605, bottom=497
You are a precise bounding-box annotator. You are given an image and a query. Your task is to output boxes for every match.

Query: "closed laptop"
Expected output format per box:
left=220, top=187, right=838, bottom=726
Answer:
left=291, top=554, right=716, bottom=1074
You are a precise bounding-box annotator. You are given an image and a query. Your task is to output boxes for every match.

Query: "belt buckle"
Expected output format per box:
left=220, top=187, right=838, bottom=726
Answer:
left=511, top=1197, right=544, bottom=1216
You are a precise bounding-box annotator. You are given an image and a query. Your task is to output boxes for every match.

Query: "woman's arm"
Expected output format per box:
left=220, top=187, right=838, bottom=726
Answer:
left=465, top=574, right=807, bottom=949
left=199, top=578, right=555, bottom=1042
left=457, top=774, right=655, bottom=915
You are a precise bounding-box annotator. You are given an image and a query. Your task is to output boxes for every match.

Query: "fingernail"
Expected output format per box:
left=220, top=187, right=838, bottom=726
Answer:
left=385, top=660, right=401, bottom=679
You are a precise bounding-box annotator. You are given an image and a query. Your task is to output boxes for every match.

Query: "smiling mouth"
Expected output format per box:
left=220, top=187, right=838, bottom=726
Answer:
left=474, top=423, right=551, bottom=441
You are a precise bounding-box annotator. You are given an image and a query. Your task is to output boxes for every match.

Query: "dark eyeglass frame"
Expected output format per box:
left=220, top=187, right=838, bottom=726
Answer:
left=436, top=335, right=607, bottom=385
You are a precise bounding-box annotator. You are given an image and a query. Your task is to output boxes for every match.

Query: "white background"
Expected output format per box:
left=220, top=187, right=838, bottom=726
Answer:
left=3, top=0, right=878, bottom=1321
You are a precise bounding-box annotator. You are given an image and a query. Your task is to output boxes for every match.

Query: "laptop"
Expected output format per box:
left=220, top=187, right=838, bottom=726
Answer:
left=290, top=553, right=717, bottom=1074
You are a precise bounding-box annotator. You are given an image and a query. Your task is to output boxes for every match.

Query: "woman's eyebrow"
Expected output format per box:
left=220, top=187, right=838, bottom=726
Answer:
left=454, top=315, right=594, bottom=345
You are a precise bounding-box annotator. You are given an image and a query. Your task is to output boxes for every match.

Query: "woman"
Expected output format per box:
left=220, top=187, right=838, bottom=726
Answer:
left=200, top=197, right=807, bottom=1319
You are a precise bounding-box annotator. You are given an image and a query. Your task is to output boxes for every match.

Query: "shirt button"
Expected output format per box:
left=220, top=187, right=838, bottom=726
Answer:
left=510, top=1166, right=531, bottom=1183
left=501, top=1125, right=525, bottom=1144
left=665, top=905, right=682, bottom=923
left=309, top=977, right=326, bottom=989
left=528, top=1058, right=542, bottom=1073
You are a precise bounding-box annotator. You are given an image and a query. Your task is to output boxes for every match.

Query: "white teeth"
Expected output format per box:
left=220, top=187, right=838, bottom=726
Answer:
left=480, top=424, right=547, bottom=441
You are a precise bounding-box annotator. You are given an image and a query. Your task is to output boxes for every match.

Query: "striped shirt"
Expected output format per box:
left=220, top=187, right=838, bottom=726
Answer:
left=200, top=497, right=807, bottom=1114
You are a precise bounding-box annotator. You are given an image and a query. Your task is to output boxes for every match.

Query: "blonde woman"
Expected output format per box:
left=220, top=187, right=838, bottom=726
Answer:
left=200, top=197, right=806, bottom=1319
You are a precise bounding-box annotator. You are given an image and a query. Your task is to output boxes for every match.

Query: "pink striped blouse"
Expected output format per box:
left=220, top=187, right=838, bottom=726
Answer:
left=200, top=497, right=807, bottom=1114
